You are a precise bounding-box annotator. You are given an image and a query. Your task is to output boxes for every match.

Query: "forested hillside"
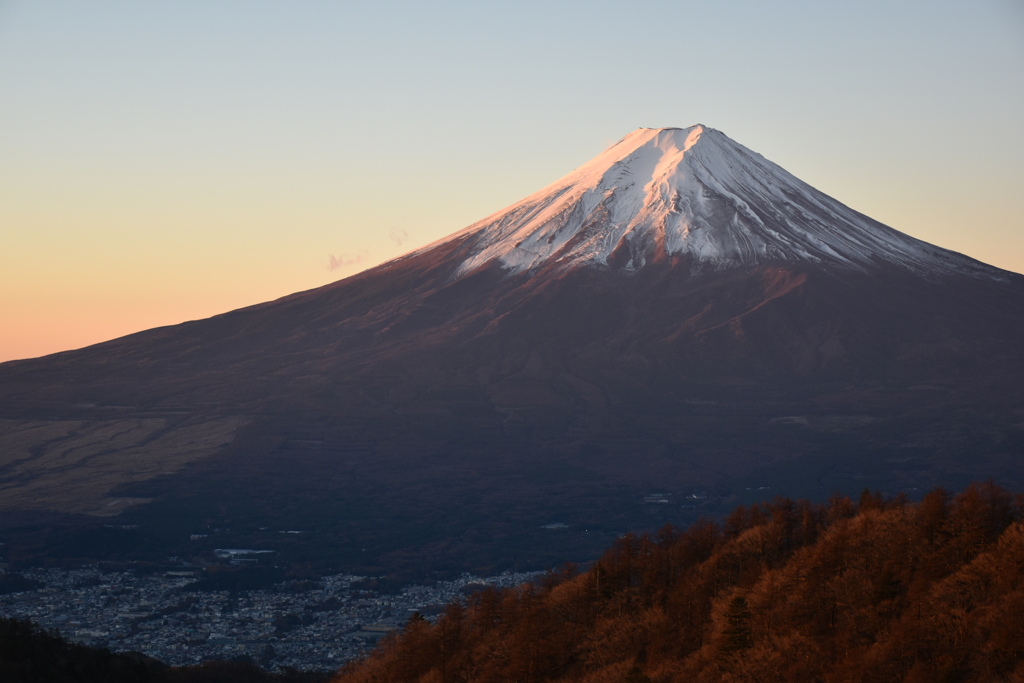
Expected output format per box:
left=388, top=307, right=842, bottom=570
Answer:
left=335, top=483, right=1024, bottom=682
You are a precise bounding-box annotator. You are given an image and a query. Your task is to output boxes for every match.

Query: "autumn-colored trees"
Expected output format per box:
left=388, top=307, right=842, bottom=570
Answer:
left=333, top=483, right=1024, bottom=683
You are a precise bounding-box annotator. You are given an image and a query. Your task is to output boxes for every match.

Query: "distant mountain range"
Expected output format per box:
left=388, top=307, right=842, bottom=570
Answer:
left=2, top=125, right=1022, bottom=577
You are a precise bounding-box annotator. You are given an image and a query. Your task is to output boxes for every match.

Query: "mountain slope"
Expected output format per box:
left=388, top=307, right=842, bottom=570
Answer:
left=0, top=126, right=1022, bottom=576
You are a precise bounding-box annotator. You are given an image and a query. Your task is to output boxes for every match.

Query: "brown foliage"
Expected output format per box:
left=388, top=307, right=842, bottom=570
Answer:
left=333, top=485, right=1024, bottom=682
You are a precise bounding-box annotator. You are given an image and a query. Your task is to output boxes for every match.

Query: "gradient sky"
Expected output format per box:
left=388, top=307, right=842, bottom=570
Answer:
left=1, top=0, right=1022, bottom=362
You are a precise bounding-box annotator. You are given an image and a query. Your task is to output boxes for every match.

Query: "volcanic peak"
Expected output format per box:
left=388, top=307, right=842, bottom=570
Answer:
left=438, top=125, right=1001, bottom=281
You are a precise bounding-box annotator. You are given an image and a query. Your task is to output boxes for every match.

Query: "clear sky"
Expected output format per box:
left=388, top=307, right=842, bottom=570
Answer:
left=1, top=0, right=1022, bottom=362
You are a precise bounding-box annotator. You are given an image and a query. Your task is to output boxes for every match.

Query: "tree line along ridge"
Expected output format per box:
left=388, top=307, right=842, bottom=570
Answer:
left=334, top=483, right=1024, bottom=683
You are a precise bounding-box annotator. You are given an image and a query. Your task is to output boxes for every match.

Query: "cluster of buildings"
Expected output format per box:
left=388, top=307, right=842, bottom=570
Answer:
left=0, top=566, right=540, bottom=671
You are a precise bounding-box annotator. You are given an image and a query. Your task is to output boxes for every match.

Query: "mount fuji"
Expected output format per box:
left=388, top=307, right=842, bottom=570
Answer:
left=440, top=125, right=997, bottom=279
left=1, top=126, right=1022, bottom=576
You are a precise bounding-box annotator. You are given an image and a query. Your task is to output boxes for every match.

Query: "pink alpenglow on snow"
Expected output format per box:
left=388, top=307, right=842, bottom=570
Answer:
left=426, top=126, right=1001, bottom=281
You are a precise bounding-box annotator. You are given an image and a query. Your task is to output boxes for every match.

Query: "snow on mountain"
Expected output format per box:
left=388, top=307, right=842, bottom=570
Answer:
left=433, top=125, right=999, bottom=280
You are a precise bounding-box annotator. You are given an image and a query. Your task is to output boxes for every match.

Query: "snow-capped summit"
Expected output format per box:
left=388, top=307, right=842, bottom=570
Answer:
left=441, top=125, right=997, bottom=280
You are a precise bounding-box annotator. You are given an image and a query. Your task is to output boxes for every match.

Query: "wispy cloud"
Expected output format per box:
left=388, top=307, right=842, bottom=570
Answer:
left=328, top=250, right=368, bottom=271
left=388, top=227, right=409, bottom=247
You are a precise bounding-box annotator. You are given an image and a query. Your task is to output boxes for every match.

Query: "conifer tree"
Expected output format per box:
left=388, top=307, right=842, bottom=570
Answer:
left=720, top=596, right=753, bottom=655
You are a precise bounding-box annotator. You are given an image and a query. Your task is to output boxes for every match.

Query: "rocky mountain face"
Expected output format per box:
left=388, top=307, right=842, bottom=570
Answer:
left=1, top=127, right=1022, bottom=577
